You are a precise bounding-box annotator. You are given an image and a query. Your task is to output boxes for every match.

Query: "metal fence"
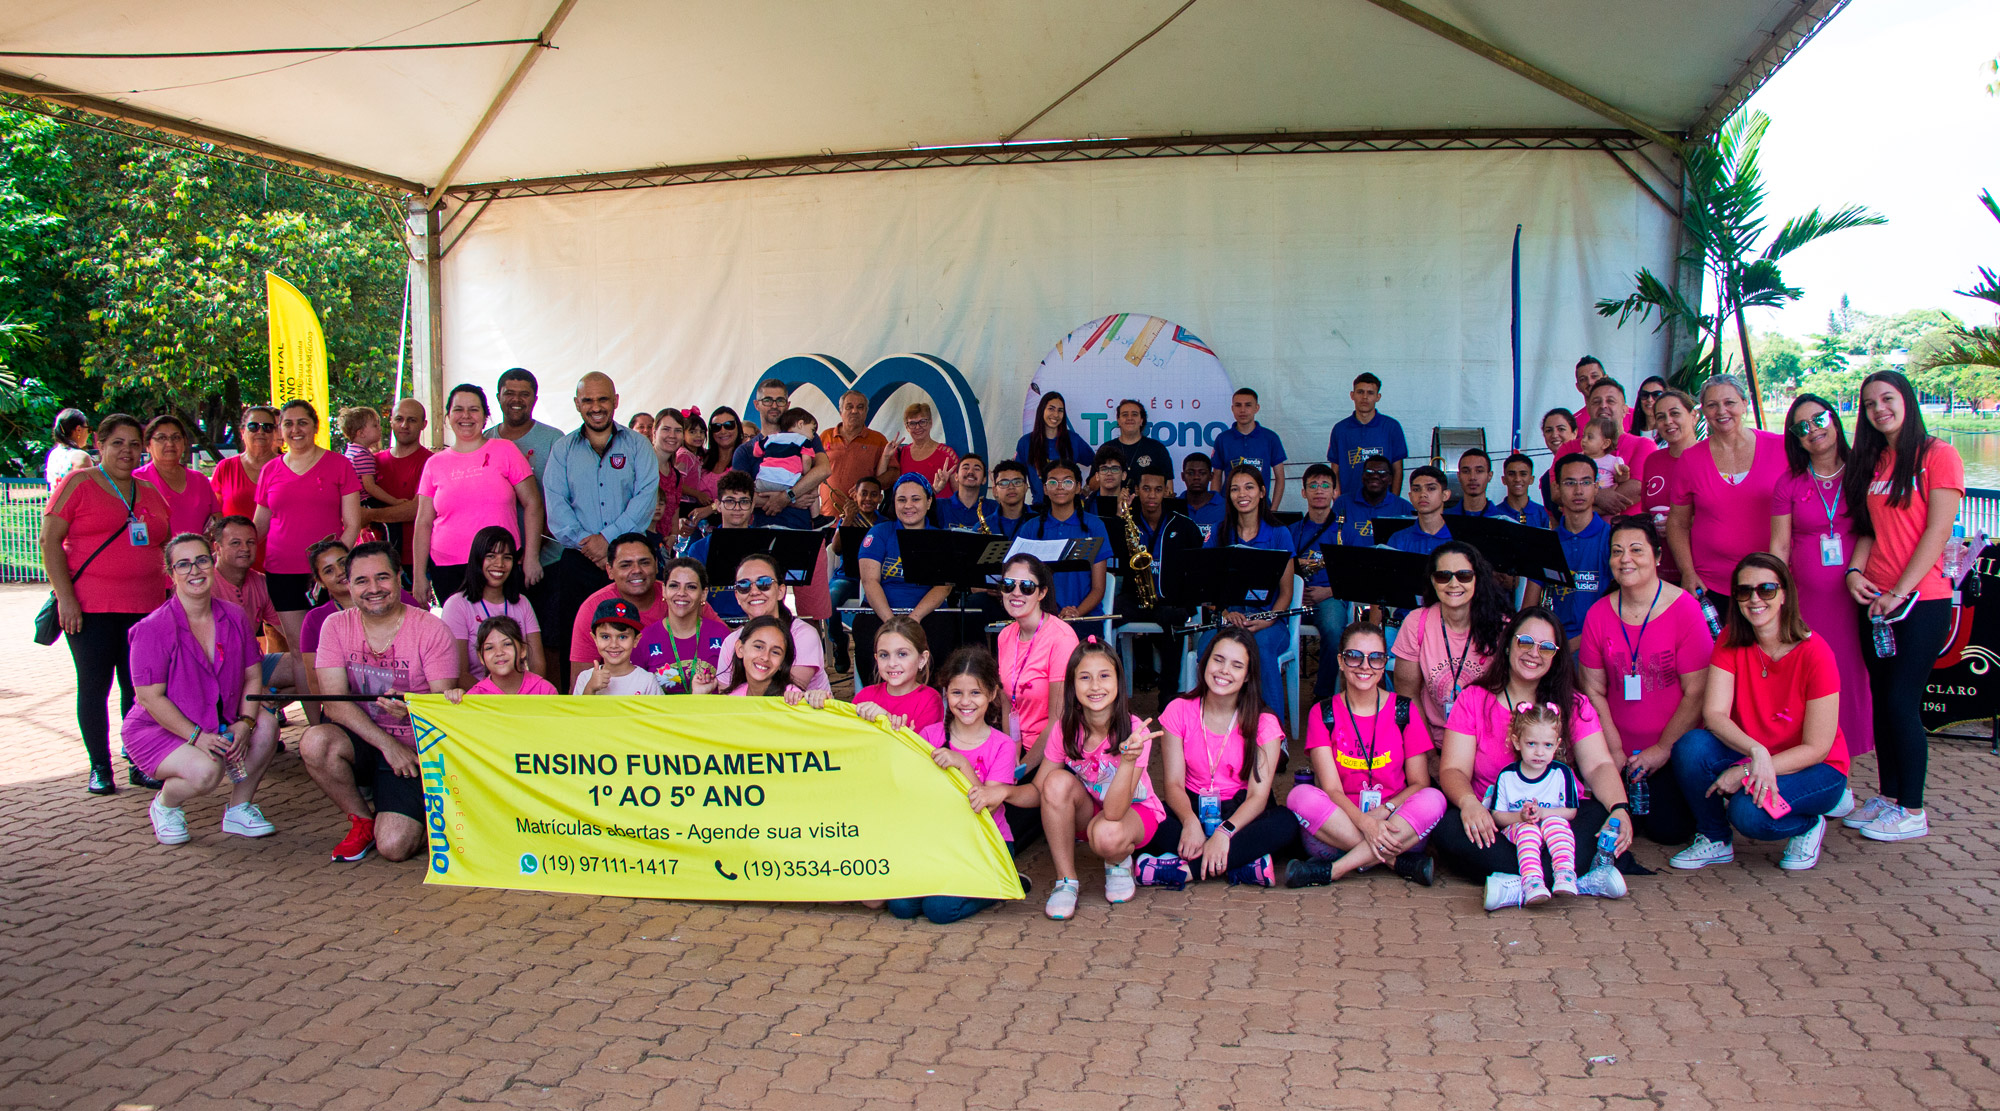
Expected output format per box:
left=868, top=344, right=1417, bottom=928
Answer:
left=0, top=477, right=49, bottom=583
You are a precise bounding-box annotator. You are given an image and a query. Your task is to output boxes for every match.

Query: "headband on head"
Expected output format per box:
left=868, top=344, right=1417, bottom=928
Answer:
left=893, top=472, right=934, bottom=498
left=1513, top=701, right=1562, bottom=715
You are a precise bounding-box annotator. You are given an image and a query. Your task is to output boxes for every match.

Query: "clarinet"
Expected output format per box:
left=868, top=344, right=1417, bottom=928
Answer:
left=1183, top=605, right=1317, bottom=635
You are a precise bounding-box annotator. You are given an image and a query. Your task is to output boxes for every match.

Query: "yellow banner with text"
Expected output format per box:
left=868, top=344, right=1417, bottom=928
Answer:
left=408, top=695, right=1022, bottom=902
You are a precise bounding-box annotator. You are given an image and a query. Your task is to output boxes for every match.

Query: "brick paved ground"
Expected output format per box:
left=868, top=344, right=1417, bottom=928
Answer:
left=2, top=581, right=1998, bottom=1110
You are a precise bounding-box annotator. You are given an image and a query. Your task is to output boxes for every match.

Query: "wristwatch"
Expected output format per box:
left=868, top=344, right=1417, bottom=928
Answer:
left=1218, top=820, right=1238, bottom=835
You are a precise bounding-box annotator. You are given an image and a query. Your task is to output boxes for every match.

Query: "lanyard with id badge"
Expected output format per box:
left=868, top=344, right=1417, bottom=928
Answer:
left=1329, top=691, right=1385, bottom=812
left=1617, top=581, right=1662, bottom=702
left=104, top=472, right=148, bottom=547
left=1811, top=472, right=1845, bottom=567
left=1196, top=710, right=1240, bottom=834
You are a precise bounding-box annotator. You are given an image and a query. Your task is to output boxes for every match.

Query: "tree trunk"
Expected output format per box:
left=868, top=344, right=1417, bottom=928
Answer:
left=1732, top=299, right=1765, bottom=430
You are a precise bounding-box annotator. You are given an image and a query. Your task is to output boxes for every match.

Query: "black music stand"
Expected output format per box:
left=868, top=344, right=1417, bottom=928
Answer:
left=1371, top=515, right=1418, bottom=547
left=1160, top=546, right=1292, bottom=611
left=1439, top=515, right=1575, bottom=587
left=832, top=525, right=868, bottom=582
left=898, top=529, right=1013, bottom=586
left=1271, top=509, right=1304, bottom=528
left=1319, top=546, right=1432, bottom=613
left=702, top=527, right=826, bottom=586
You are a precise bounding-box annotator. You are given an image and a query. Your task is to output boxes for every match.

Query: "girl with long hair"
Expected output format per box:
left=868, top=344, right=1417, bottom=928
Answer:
left=1014, top=391, right=1094, bottom=505
left=441, top=525, right=548, bottom=687
left=1203, top=463, right=1297, bottom=717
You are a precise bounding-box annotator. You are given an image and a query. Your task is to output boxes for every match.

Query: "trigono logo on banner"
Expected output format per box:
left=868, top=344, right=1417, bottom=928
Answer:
left=409, top=694, right=1021, bottom=903
left=1025, top=313, right=1234, bottom=473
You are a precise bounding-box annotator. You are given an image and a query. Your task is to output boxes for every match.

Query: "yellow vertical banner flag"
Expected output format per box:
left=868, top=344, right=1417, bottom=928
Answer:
left=408, top=695, right=1024, bottom=903
left=266, top=271, right=331, bottom=448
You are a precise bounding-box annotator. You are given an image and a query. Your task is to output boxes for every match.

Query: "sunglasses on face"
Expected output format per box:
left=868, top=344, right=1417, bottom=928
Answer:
left=1431, top=568, right=1476, bottom=585
left=733, top=575, right=778, bottom=593
left=1514, top=634, right=1560, bottom=654
left=244, top=422, right=276, bottom=433
left=1637, top=389, right=1665, bottom=402
left=998, top=577, right=1040, bottom=595
left=1339, top=649, right=1388, bottom=668
left=712, top=420, right=738, bottom=431
left=1789, top=410, right=1833, bottom=438
left=1733, top=581, right=1783, bottom=602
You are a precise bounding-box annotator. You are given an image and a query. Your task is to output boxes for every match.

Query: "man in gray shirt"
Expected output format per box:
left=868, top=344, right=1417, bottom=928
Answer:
left=542, top=371, right=658, bottom=682
left=488, top=367, right=567, bottom=677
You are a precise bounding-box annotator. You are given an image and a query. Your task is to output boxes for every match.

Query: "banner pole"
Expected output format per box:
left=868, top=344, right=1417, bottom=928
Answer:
left=1510, top=224, right=1523, bottom=452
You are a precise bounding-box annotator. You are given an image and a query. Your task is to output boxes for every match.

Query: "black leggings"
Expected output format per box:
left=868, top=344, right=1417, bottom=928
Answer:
left=65, top=611, right=145, bottom=773
left=1632, top=757, right=1697, bottom=847
left=851, top=610, right=962, bottom=686
left=1863, top=597, right=1952, bottom=810
left=1144, top=788, right=1301, bottom=869
left=1433, top=797, right=1616, bottom=882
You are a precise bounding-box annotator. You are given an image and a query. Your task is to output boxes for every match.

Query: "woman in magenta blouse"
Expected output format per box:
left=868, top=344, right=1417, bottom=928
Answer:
left=1666, top=375, right=1786, bottom=624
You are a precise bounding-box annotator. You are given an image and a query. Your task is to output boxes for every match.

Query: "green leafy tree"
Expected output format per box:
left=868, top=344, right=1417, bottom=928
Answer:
left=1752, top=331, right=1803, bottom=389
left=1913, top=190, right=2000, bottom=384
left=1597, top=110, right=1886, bottom=424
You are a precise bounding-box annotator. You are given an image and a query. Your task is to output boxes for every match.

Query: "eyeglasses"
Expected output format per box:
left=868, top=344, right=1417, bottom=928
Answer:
left=1339, top=649, right=1388, bottom=668
left=1733, top=581, right=1782, bottom=602
left=1789, top=411, right=1833, bottom=438
left=169, top=555, right=215, bottom=574
left=733, top=575, right=778, bottom=593
left=1637, top=389, right=1666, bottom=402
left=718, top=497, right=752, bottom=509
left=712, top=420, right=739, bottom=431
left=1431, top=568, right=1476, bottom=585
left=993, top=478, right=1026, bottom=489
left=998, top=577, right=1040, bottom=595
left=1045, top=478, right=1077, bottom=489
left=1513, top=634, right=1561, bottom=654
left=243, top=422, right=276, bottom=433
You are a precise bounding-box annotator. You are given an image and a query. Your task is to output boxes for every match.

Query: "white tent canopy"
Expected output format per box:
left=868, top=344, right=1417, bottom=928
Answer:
left=0, top=2, right=1841, bottom=451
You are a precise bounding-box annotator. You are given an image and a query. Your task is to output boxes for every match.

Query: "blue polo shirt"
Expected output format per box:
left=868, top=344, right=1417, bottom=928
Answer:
left=1015, top=508, right=1111, bottom=612
left=934, top=494, right=1001, bottom=532
left=1013, top=429, right=1096, bottom=505
left=1184, top=495, right=1227, bottom=543
left=990, top=510, right=1030, bottom=541
left=1326, top=413, right=1408, bottom=496
left=1210, top=423, right=1288, bottom=490
left=1489, top=498, right=1552, bottom=529
left=1289, top=514, right=1342, bottom=588
left=858, top=522, right=938, bottom=609
left=1444, top=498, right=1504, bottom=519
left=1547, top=513, right=1612, bottom=639
left=1205, top=519, right=1298, bottom=610
left=685, top=536, right=743, bottom=620
left=1332, top=491, right=1414, bottom=548
left=1384, top=518, right=1453, bottom=557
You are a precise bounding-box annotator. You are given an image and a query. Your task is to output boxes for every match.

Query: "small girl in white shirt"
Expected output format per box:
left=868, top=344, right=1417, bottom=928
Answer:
left=1486, top=703, right=1582, bottom=905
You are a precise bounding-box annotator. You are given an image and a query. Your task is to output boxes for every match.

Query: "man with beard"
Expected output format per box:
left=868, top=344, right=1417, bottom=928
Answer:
left=542, top=372, right=658, bottom=688
left=569, top=533, right=673, bottom=676
left=1332, top=455, right=1414, bottom=549
left=300, top=542, right=458, bottom=863
left=488, top=368, right=567, bottom=666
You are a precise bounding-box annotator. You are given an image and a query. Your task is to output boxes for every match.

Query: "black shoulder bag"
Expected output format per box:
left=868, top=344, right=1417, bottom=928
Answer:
left=34, top=529, right=122, bottom=645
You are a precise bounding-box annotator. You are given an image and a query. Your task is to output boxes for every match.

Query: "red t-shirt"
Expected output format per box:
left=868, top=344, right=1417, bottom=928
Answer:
left=254, top=450, right=362, bottom=574
left=1863, top=439, right=1965, bottom=604
left=373, top=446, right=432, bottom=566
left=1710, top=634, right=1849, bottom=775
left=211, top=454, right=262, bottom=521
left=48, top=470, right=171, bottom=614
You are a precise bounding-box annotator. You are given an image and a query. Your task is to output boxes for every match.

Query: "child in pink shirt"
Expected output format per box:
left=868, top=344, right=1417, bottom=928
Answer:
left=851, top=616, right=945, bottom=731
left=447, top=617, right=560, bottom=699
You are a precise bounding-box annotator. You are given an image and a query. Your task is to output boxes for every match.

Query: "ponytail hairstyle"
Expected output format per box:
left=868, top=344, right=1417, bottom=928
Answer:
left=937, top=645, right=1005, bottom=731
left=1057, top=638, right=1134, bottom=762
left=1185, top=625, right=1272, bottom=784
left=1216, top=464, right=1281, bottom=544
left=873, top=614, right=933, bottom=686
left=729, top=615, right=795, bottom=696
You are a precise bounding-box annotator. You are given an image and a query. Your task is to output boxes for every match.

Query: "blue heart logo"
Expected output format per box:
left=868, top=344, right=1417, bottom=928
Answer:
left=744, top=353, right=987, bottom=459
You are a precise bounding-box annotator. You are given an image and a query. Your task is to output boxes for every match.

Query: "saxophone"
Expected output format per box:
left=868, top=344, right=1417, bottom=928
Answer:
left=1120, top=495, right=1160, bottom=609
left=975, top=498, right=992, bottom=534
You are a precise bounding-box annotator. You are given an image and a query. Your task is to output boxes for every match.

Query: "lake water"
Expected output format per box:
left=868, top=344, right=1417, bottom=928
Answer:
left=1934, top=428, right=2000, bottom=492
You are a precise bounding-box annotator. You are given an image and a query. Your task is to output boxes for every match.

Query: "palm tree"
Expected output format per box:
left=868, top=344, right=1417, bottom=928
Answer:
left=1914, top=190, right=2000, bottom=375
left=1597, top=110, right=1885, bottom=426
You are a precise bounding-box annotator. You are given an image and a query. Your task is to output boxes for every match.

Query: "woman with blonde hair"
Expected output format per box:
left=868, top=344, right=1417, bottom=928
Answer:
left=879, top=401, right=960, bottom=491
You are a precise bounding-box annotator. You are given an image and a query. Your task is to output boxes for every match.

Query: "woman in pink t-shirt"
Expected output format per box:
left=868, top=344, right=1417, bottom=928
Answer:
left=134, top=415, right=219, bottom=537
left=1640, top=388, right=1700, bottom=583
left=1144, top=628, right=1293, bottom=888
left=1576, top=517, right=1713, bottom=848
left=1433, top=607, right=1634, bottom=891
left=413, top=384, right=543, bottom=608
left=1289, top=622, right=1445, bottom=888
left=1034, top=640, right=1166, bottom=920
left=996, top=554, right=1080, bottom=769
left=1840, top=371, right=1965, bottom=843
left=253, top=400, right=363, bottom=642
left=1390, top=541, right=1508, bottom=742
left=1666, top=374, right=1787, bottom=620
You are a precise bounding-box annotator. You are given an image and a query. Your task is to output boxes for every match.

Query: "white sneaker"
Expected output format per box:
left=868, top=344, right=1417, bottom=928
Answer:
left=1044, top=878, right=1081, bottom=920
left=1669, top=835, right=1735, bottom=870
left=149, top=797, right=189, bottom=845
left=1826, top=787, right=1857, bottom=820
left=1841, top=795, right=1891, bottom=829
left=1483, top=873, right=1525, bottom=912
left=221, top=802, right=276, bottom=838
left=1780, top=816, right=1827, bottom=870
left=1859, top=806, right=1928, bottom=842
left=1575, top=865, right=1628, bottom=899
left=1104, top=856, right=1137, bottom=903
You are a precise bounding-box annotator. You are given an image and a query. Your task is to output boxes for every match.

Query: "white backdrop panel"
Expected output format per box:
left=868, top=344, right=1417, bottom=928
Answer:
left=442, top=152, right=1673, bottom=461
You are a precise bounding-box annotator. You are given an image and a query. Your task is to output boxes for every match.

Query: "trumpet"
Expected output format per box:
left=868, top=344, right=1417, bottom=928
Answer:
left=1119, top=493, right=1160, bottom=609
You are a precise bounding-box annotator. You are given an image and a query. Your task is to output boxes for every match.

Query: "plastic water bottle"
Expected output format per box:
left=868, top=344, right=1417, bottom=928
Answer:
left=221, top=726, right=249, bottom=784
left=1594, top=817, right=1622, bottom=872
left=1943, top=521, right=1968, bottom=585
left=1198, top=794, right=1222, bottom=836
left=1628, top=768, right=1650, bottom=817
left=1699, top=595, right=1723, bottom=637
left=1871, top=614, right=1896, bottom=658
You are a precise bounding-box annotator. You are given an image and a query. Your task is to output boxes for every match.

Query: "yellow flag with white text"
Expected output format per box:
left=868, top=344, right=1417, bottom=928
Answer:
left=266, top=271, right=331, bottom=448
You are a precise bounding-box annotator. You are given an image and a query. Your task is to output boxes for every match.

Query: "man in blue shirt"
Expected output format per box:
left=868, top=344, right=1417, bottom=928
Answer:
left=1326, top=372, right=1408, bottom=497
left=1210, top=388, right=1289, bottom=508
left=1015, top=460, right=1110, bottom=625
left=1291, top=464, right=1346, bottom=703
left=988, top=460, right=1033, bottom=540
left=933, top=453, right=1000, bottom=532
left=1332, top=455, right=1414, bottom=548
left=1492, top=451, right=1552, bottom=529
left=1445, top=448, right=1503, bottom=518
left=1383, top=466, right=1453, bottom=556
left=730, top=377, right=833, bottom=529
left=1546, top=453, right=1611, bottom=644
left=541, top=372, right=661, bottom=688
left=1181, top=452, right=1226, bottom=542
left=488, top=367, right=566, bottom=666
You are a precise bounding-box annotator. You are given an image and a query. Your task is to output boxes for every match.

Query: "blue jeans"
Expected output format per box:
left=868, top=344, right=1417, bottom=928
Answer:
left=1670, top=728, right=1847, bottom=842
left=885, top=895, right=999, bottom=924
left=826, top=576, right=859, bottom=653
left=1309, top=598, right=1348, bottom=703
left=1200, top=618, right=1290, bottom=719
